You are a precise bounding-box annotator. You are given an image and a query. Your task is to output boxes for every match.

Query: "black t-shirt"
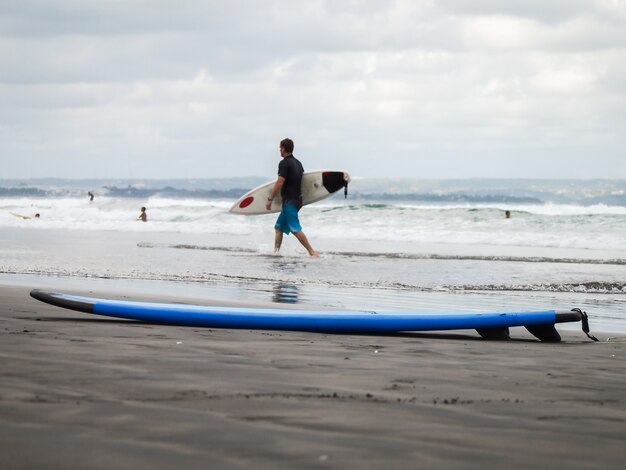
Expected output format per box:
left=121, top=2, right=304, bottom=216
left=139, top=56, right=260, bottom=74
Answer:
left=277, top=155, right=304, bottom=206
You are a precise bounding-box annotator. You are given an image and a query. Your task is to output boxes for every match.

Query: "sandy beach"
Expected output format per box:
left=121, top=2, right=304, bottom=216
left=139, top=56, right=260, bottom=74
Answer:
left=3, top=0, right=626, bottom=467
left=1, top=282, right=625, bottom=469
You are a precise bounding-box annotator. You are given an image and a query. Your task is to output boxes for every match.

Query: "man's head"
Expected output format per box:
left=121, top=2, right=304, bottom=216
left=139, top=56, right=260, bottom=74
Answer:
left=279, top=138, right=294, bottom=157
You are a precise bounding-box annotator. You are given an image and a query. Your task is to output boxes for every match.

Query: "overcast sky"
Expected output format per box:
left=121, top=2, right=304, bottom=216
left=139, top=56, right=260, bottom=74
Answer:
left=1, top=0, right=625, bottom=179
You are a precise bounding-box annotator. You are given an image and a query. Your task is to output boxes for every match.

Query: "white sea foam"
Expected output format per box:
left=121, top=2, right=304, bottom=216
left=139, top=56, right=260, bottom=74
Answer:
left=1, top=196, right=625, bottom=251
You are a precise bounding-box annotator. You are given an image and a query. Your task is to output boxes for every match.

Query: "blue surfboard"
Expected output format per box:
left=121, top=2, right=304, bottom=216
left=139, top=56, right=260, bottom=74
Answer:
left=30, top=290, right=594, bottom=342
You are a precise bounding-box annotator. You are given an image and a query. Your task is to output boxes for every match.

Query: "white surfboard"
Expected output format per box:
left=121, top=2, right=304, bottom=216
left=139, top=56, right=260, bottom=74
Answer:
left=10, top=211, right=37, bottom=220
left=229, top=170, right=350, bottom=215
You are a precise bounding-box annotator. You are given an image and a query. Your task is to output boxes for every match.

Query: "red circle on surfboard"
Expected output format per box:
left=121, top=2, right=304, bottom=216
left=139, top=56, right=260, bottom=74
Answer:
left=239, top=196, right=254, bottom=208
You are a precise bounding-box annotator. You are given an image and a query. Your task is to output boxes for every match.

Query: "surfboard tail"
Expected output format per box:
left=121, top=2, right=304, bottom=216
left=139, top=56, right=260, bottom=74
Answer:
left=322, top=171, right=350, bottom=199
left=475, top=310, right=598, bottom=342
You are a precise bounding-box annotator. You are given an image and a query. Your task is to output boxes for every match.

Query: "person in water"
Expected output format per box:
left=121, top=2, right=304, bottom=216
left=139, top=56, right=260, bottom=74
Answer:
left=265, top=138, right=318, bottom=257
left=505, top=210, right=511, bottom=219
left=88, top=191, right=94, bottom=202
left=138, top=207, right=147, bottom=222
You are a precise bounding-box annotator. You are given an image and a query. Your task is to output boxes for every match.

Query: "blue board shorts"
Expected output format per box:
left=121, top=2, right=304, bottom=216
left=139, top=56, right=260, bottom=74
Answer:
left=275, top=202, right=302, bottom=235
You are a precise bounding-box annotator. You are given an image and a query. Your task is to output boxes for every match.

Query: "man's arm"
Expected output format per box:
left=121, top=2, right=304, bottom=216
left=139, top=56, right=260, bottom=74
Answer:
left=266, top=176, right=285, bottom=210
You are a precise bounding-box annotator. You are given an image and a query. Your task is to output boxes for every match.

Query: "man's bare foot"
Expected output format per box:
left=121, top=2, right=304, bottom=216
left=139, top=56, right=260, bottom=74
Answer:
left=310, top=251, right=319, bottom=257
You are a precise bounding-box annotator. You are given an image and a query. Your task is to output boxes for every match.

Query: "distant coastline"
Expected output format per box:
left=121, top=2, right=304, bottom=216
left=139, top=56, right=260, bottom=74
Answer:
left=0, top=178, right=625, bottom=206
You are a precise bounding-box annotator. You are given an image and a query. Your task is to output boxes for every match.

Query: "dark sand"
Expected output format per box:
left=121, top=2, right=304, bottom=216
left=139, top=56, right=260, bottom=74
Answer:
left=1, top=283, right=625, bottom=469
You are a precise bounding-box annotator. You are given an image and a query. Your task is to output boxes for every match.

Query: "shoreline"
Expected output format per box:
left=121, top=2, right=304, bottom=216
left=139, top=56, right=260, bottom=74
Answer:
left=2, top=225, right=626, bottom=260
left=2, top=272, right=626, bottom=335
left=1, top=281, right=625, bottom=468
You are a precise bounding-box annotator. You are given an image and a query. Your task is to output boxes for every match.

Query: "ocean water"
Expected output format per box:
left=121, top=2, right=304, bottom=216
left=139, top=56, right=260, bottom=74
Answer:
left=1, top=182, right=626, bottom=334
left=2, top=195, right=626, bottom=251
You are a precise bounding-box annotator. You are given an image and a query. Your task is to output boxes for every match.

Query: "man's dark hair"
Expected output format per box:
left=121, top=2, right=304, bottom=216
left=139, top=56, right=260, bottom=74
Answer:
left=280, top=138, right=294, bottom=154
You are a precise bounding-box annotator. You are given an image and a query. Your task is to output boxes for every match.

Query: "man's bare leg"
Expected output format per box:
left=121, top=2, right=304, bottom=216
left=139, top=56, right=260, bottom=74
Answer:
left=293, top=231, right=319, bottom=257
left=274, top=229, right=284, bottom=253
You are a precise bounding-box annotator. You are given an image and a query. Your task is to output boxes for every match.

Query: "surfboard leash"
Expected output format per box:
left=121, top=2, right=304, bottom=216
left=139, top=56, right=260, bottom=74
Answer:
left=571, top=308, right=599, bottom=342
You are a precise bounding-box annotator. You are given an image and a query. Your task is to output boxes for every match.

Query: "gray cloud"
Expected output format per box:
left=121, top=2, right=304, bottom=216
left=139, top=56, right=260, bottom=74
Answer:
left=438, top=0, right=596, bottom=23
left=1, top=0, right=625, bottom=179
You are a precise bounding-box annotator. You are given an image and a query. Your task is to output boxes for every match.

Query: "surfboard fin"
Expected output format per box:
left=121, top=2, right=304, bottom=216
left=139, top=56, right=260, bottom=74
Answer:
left=476, top=327, right=510, bottom=341
left=525, top=324, right=561, bottom=342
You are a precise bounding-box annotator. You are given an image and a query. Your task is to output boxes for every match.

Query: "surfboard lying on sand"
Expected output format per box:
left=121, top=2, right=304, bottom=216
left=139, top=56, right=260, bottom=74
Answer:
left=229, top=170, right=350, bottom=215
left=30, top=290, right=597, bottom=342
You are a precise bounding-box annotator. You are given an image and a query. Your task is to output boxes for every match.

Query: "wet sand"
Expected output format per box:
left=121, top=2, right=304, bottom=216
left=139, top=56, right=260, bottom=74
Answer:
left=1, top=282, right=625, bottom=469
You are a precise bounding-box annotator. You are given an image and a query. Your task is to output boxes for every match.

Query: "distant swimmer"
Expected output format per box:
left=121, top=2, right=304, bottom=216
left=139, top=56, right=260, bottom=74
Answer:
left=88, top=191, right=94, bottom=202
left=138, top=207, right=147, bottom=222
left=505, top=210, right=511, bottom=219
left=35, top=213, right=40, bottom=218
left=265, top=138, right=318, bottom=257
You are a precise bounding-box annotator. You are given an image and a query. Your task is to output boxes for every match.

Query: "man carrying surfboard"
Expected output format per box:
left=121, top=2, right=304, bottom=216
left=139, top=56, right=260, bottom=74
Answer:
left=265, top=138, right=318, bottom=257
